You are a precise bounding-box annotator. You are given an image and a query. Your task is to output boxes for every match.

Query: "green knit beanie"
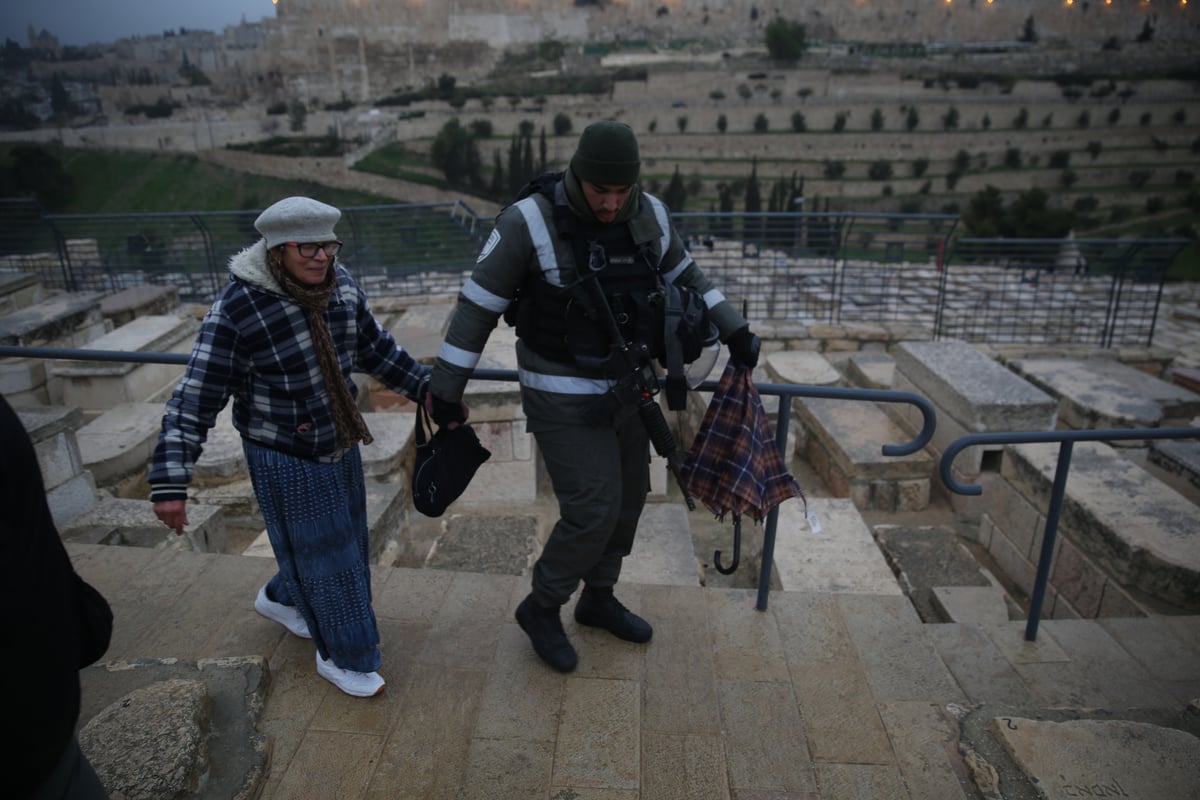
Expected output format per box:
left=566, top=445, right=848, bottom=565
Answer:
left=570, top=120, right=641, bottom=186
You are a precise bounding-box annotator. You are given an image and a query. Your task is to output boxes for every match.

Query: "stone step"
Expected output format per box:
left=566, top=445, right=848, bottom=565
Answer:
left=0, top=289, right=106, bottom=347
left=770, top=497, right=902, bottom=595
left=1173, top=367, right=1200, bottom=394
left=0, top=271, right=45, bottom=314
left=834, top=591, right=966, bottom=704
left=0, top=290, right=108, bottom=405
left=98, top=285, right=181, bottom=328
left=366, top=479, right=408, bottom=563
left=893, top=340, right=1058, bottom=517
left=796, top=394, right=933, bottom=511
left=19, top=404, right=86, bottom=494
left=192, top=477, right=258, bottom=520
left=1085, top=358, right=1200, bottom=423
left=1006, top=440, right=1200, bottom=613
left=61, top=496, right=226, bottom=554
left=1010, top=356, right=1200, bottom=432
left=49, top=471, right=101, bottom=531
left=423, top=511, right=541, bottom=575
left=51, top=314, right=199, bottom=411
left=845, top=351, right=895, bottom=389
left=380, top=300, right=455, bottom=364
left=762, top=349, right=843, bottom=457
left=622, top=502, right=703, bottom=587
left=1146, top=439, right=1200, bottom=506
left=763, top=350, right=843, bottom=388
left=874, top=524, right=1003, bottom=622
left=192, top=405, right=244, bottom=485
left=240, top=479, right=407, bottom=564
left=68, top=540, right=1200, bottom=800
left=0, top=356, right=49, bottom=407
left=398, top=496, right=702, bottom=584
left=17, top=404, right=99, bottom=526
left=930, top=585, right=1012, bottom=624
left=75, top=402, right=165, bottom=487
left=361, top=410, right=417, bottom=478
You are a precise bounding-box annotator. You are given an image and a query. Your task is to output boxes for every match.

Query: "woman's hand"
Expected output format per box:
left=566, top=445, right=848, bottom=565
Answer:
left=153, top=500, right=189, bottom=535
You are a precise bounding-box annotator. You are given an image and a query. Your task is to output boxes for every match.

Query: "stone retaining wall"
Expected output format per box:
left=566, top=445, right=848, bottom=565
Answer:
left=977, top=440, right=1200, bottom=618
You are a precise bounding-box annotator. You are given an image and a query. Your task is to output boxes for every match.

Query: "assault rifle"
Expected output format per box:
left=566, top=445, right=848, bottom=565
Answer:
left=580, top=242, right=696, bottom=511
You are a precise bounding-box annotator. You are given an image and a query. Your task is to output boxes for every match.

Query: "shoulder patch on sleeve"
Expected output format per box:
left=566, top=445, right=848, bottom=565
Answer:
left=477, top=229, right=501, bottom=263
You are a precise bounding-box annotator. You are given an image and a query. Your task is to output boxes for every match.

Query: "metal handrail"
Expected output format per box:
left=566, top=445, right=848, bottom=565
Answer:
left=4, top=349, right=938, bottom=612
left=0, top=345, right=190, bottom=365
left=717, top=381, right=936, bottom=611
left=413, top=371, right=937, bottom=611
left=940, top=427, right=1200, bottom=641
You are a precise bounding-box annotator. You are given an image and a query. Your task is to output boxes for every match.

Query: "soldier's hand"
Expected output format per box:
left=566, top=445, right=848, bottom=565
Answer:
left=424, top=386, right=468, bottom=429
left=726, top=326, right=761, bottom=369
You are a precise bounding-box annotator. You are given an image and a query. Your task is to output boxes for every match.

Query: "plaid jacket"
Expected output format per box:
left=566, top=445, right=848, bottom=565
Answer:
left=148, top=241, right=427, bottom=502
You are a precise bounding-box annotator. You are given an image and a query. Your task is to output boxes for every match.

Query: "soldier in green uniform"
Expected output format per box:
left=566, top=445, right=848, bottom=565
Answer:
left=427, top=120, right=760, bottom=671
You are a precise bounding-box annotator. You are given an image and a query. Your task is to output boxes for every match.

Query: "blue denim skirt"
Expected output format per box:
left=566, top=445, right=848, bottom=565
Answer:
left=243, top=439, right=381, bottom=672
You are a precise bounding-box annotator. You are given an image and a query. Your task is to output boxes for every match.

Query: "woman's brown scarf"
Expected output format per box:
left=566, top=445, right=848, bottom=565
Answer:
left=270, top=251, right=373, bottom=449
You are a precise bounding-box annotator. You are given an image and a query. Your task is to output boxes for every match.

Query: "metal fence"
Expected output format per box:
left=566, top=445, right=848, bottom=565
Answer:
left=671, top=211, right=961, bottom=327
left=938, top=237, right=1190, bottom=348
left=0, top=198, right=487, bottom=304
left=0, top=199, right=1186, bottom=347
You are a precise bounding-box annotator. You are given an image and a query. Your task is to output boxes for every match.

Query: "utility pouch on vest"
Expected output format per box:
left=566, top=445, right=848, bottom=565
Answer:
left=656, top=281, right=719, bottom=410
left=654, top=283, right=716, bottom=365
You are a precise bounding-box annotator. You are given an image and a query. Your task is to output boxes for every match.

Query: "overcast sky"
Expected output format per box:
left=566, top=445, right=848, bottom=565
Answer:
left=2, top=1, right=277, bottom=47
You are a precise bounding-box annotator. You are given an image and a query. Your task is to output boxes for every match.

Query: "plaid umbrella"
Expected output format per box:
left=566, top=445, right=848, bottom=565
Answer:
left=680, top=361, right=805, bottom=573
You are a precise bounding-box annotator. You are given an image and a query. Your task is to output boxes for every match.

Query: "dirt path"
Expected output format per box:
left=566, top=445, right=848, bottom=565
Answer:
left=198, top=148, right=503, bottom=216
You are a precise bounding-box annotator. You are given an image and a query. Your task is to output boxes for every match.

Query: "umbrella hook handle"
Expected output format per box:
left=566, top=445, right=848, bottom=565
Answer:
left=714, top=513, right=741, bottom=575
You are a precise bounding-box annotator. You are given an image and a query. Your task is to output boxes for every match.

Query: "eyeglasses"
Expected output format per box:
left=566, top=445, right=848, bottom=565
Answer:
left=286, top=241, right=342, bottom=258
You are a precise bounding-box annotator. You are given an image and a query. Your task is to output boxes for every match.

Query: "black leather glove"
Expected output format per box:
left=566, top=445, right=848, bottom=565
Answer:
left=726, top=326, right=761, bottom=369
left=428, top=389, right=467, bottom=427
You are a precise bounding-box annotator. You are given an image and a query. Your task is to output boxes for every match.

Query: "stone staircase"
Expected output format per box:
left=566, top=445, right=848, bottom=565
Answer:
left=0, top=282, right=108, bottom=406
left=8, top=262, right=1200, bottom=628
left=1, top=270, right=227, bottom=551
left=52, top=313, right=198, bottom=412
left=762, top=335, right=1200, bottom=623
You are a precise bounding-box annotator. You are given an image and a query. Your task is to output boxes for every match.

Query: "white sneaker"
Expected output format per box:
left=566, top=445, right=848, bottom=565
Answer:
left=255, top=585, right=312, bottom=639
left=316, top=652, right=385, bottom=698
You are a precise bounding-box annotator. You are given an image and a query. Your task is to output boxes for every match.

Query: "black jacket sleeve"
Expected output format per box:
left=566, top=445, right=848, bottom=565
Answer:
left=0, top=394, right=113, bottom=795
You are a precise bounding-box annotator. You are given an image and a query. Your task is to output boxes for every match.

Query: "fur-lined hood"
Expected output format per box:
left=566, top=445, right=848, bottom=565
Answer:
left=227, top=240, right=283, bottom=295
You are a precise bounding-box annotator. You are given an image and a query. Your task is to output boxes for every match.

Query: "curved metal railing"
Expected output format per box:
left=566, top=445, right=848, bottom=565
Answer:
left=720, top=381, right=936, bottom=610
left=940, top=427, right=1200, bottom=641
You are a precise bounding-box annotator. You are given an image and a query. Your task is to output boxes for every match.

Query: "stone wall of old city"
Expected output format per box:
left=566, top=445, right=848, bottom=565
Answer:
left=277, top=0, right=1195, bottom=47
left=261, top=0, right=1197, bottom=102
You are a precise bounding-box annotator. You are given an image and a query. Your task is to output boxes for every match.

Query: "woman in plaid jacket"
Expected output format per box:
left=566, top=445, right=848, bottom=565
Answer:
left=149, top=196, right=427, bottom=698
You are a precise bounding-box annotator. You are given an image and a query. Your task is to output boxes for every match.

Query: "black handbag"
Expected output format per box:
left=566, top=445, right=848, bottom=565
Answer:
left=412, top=402, right=491, bottom=517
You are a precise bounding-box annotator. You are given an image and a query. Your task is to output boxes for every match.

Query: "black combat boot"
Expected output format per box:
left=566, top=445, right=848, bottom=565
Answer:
left=574, top=586, right=653, bottom=643
left=515, top=594, right=578, bottom=673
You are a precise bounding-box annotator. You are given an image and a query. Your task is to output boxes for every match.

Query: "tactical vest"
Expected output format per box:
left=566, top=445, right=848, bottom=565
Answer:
left=507, top=175, right=664, bottom=365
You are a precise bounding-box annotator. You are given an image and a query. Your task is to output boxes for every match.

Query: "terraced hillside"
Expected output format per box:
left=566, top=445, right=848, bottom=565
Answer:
left=376, top=60, right=1199, bottom=237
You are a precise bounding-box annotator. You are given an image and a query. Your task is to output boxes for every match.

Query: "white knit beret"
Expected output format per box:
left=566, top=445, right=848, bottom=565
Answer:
left=254, top=196, right=341, bottom=248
